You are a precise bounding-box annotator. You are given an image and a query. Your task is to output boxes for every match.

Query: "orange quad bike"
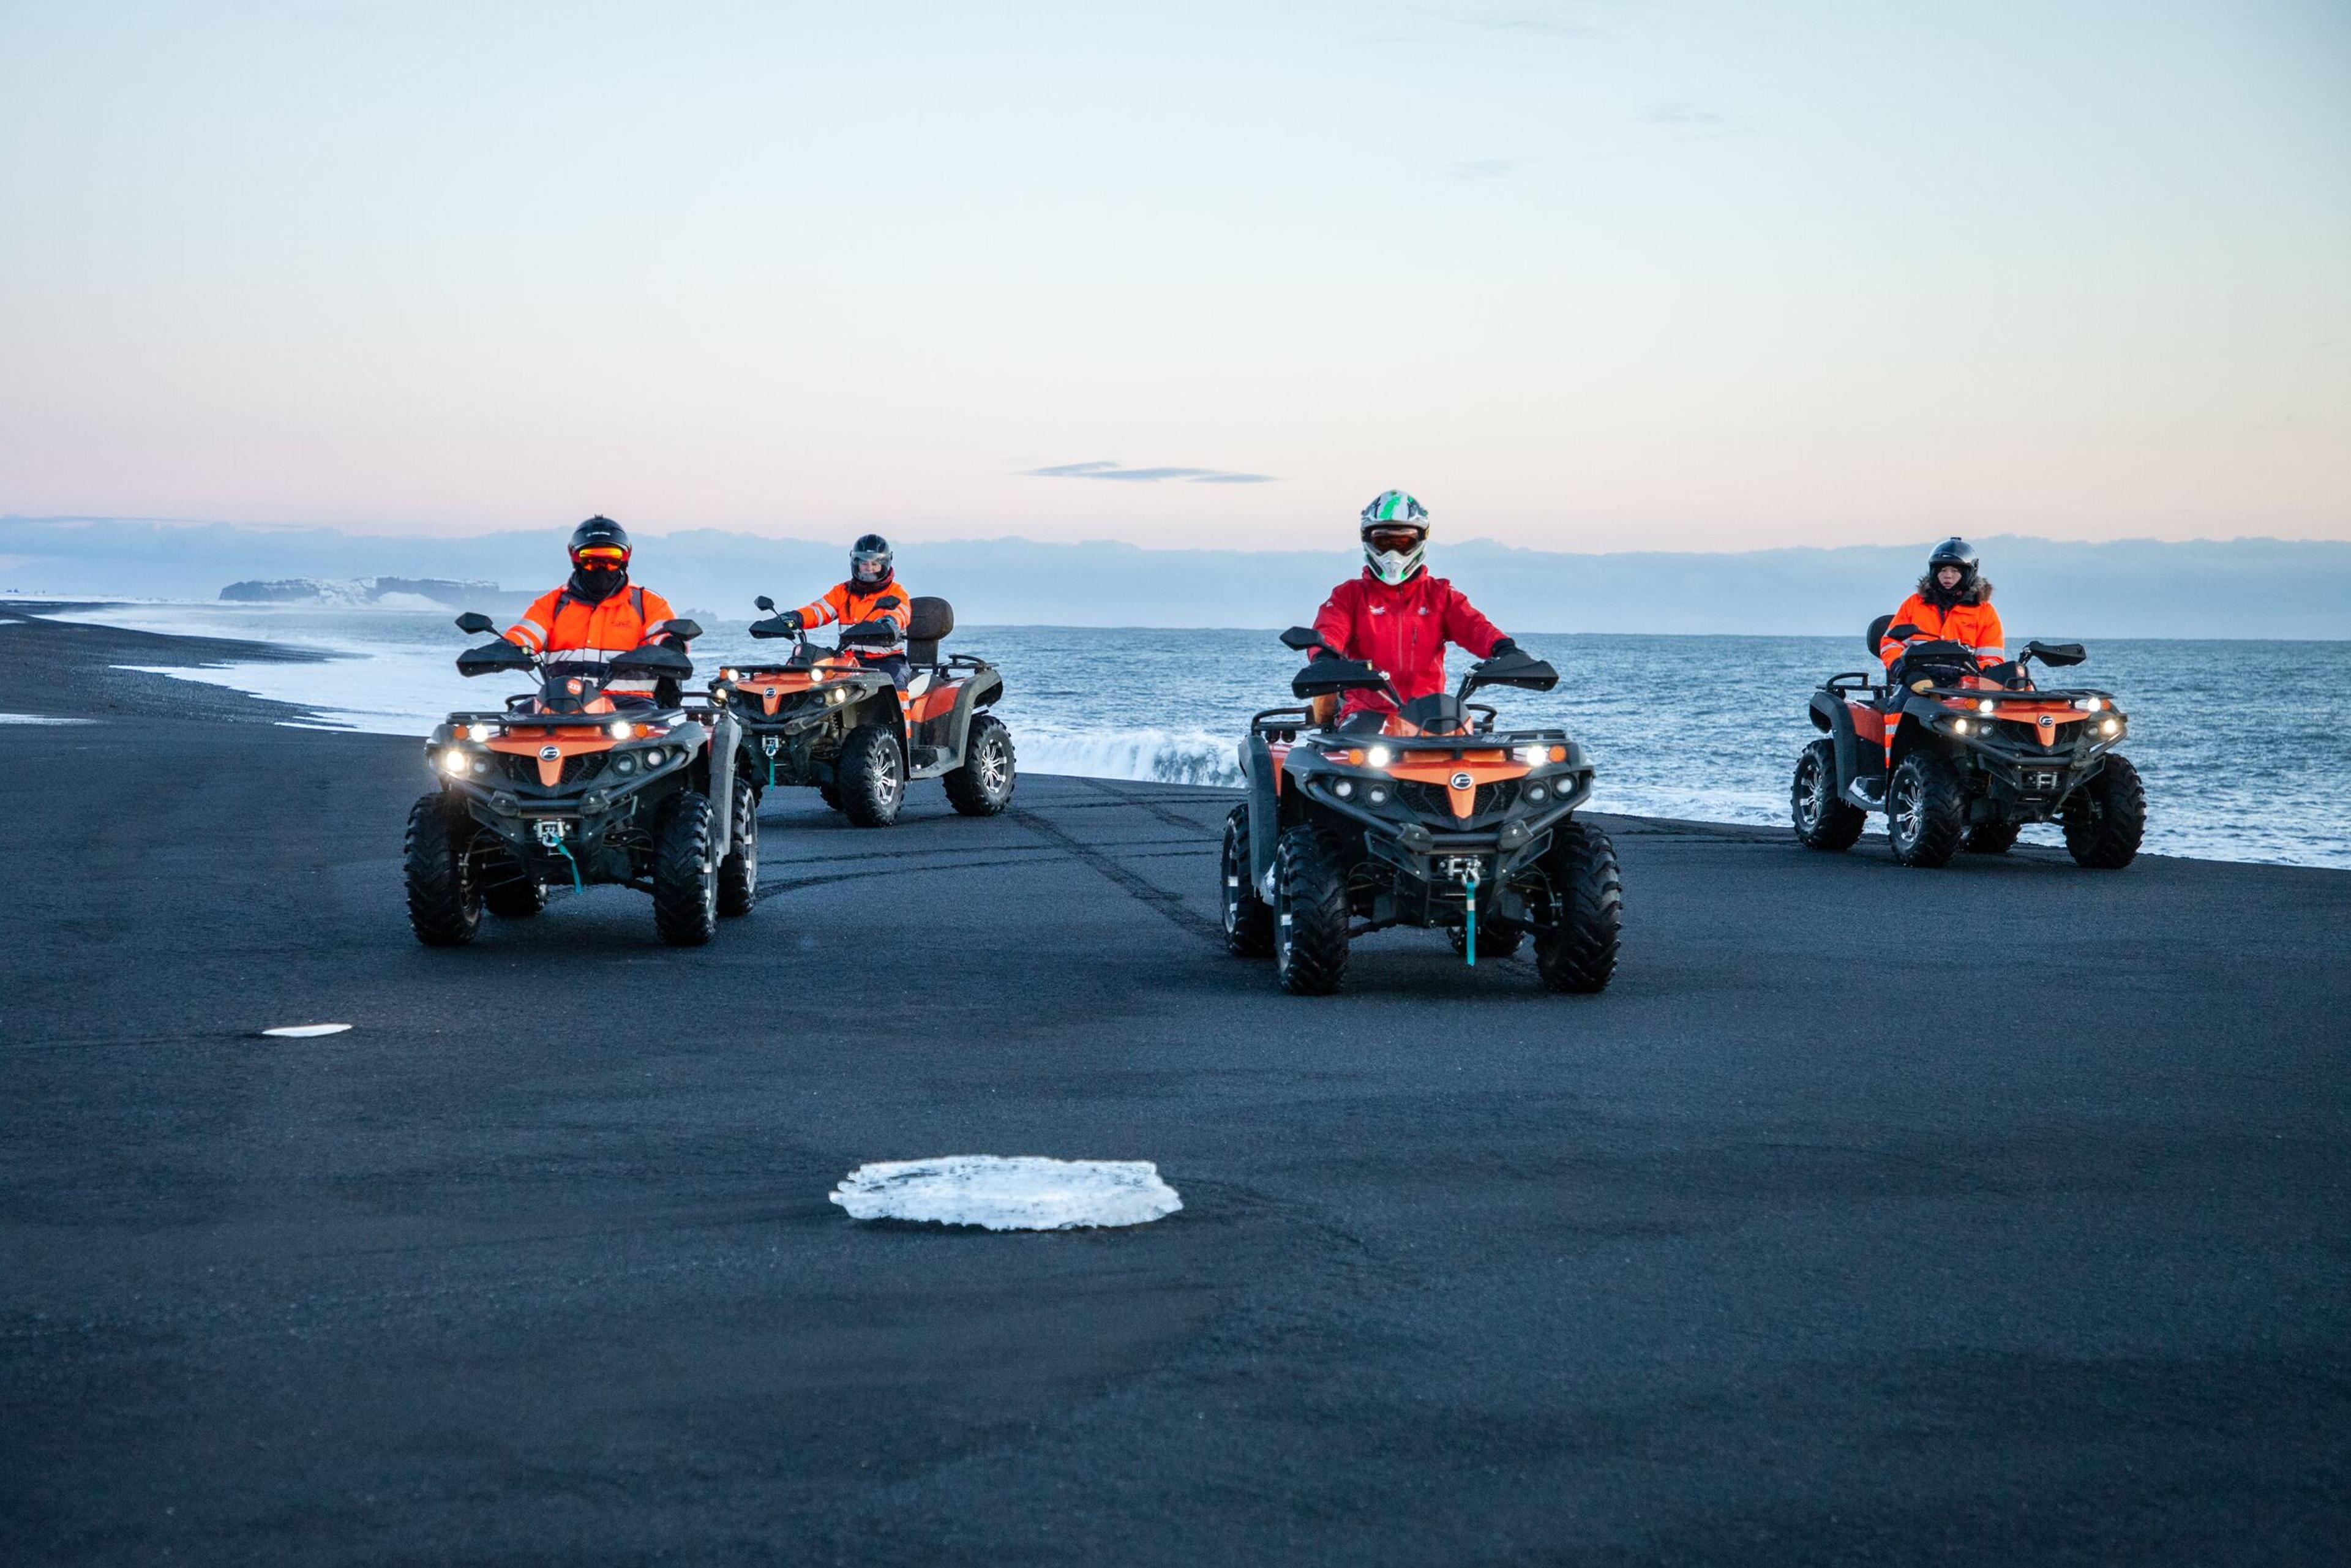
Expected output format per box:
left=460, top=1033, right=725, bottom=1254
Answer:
left=405, top=611, right=754, bottom=948
left=1221, top=626, right=1621, bottom=996
left=710, top=595, right=1013, bottom=828
left=1793, top=613, right=2145, bottom=869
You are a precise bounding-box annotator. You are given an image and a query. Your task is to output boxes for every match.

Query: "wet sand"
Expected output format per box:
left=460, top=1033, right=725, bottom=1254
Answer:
left=1, top=608, right=2344, bottom=1565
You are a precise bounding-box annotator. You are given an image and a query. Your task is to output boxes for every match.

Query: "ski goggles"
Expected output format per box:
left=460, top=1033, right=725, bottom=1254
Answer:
left=571, top=546, right=630, bottom=566
left=1364, top=527, right=1426, bottom=553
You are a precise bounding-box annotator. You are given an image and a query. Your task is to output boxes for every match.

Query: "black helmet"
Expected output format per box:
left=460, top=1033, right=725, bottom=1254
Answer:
left=568, top=515, right=631, bottom=561
left=850, top=533, right=893, bottom=587
left=1926, top=536, right=1978, bottom=595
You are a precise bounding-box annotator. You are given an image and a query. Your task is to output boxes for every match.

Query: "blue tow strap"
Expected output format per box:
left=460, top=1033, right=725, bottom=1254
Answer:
left=1463, top=863, right=1480, bottom=966
left=552, top=838, right=583, bottom=893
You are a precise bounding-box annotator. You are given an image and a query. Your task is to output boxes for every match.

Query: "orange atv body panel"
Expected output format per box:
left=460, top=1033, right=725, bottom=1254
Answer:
left=1383, top=749, right=1531, bottom=821
left=489, top=725, right=624, bottom=787
left=902, top=679, right=965, bottom=726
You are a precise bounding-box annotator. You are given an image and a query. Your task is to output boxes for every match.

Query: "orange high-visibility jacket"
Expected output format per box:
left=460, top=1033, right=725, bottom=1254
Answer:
left=1880, top=592, right=2004, bottom=669
left=795, top=580, right=912, bottom=655
left=505, top=583, right=678, bottom=693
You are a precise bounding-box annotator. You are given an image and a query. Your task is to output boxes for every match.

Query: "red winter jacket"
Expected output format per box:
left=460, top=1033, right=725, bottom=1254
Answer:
left=1311, top=569, right=1509, bottom=721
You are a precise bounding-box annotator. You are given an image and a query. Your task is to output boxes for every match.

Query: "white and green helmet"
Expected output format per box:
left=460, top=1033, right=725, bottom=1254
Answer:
left=1360, top=490, right=1431, bottom=585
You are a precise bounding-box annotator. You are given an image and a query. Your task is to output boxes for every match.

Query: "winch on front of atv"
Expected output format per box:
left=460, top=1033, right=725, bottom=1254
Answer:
left=403, top=612, right=756, bottom=948
left=1791, top=614, right=2145, bottom=869
left=709, top=593, right=1014, bottom=827
left=1221, top=627, right=1621, bottom=996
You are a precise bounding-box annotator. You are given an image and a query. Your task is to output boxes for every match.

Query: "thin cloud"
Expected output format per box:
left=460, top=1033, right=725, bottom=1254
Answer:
left=1025, top=461, right=1276, bottom=485
left=1648, top=102, right=1748, bottom=138
left=1446, top=159, right=1518, bottom=182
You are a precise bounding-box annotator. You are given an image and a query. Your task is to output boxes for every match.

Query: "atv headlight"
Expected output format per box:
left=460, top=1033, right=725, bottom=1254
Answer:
left=466, top=723, right=493, bottom=742
left=1976, top=699, right=1997, bottom=713
left=440, top=748, right=471, bottom=776
left=607, top=718, right=633, bottom=740
left=642, top=748, right=665, bottom=768
left=1333, top=779, right=1354, bottom=800
left=612, top=754, right=637, bottom=776
left=2100, top=717, right=2121, bottom=737
left=1367, top=786, right=1389, bottom=805
left=1365, top=744, right=1394, bottom=768
left=1525, top=783, right=1548, bottom=802
left=1516, top=744, right=1548, bottom=767
left=2078, top=697, right=2105, bottom=712
left=1951, top=718, right=1972, bottom=736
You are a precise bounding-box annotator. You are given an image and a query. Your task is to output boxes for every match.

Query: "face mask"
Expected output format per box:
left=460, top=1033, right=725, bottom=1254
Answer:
left=570, top=563, right=626, bottom=602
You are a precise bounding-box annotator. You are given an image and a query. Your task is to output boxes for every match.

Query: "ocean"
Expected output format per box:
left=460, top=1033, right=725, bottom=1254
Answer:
left=34, top=601, right=2351, bottom=870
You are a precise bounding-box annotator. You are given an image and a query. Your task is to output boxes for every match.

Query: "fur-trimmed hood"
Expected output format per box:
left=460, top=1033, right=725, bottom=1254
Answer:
left=1916, top=572, right=1993, bottom=607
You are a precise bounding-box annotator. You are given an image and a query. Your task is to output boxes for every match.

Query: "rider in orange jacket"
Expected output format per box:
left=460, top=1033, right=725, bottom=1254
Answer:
left=503, top=517, right=681, bottom=700
left=1880, top=537, right=2004, bottom=681
left=767, top=535, right=915, bottom=685
left=1310, top=491, right=1517, bottom=727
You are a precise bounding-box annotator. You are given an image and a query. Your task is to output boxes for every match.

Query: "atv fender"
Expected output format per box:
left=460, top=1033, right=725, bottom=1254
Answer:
left=703, top=713, right=738, bottom=860
left=1810, top=690, right=1871, bottom=797
left=911, top=665, right=1005, bottom=778
left=1240, top=733, right=1282, bottom=891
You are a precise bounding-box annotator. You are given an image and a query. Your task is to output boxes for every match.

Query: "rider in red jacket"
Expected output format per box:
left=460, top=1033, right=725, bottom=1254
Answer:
left=1310, top=490, right=1517, bottom=726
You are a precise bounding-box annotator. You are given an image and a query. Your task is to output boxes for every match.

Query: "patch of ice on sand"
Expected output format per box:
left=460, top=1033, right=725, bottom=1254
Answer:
left=0, top=713, right=94, bottom=725
left=830, top=1155, right=1182, bottom=1231
left=261, top=1023, right=353, bottom=1038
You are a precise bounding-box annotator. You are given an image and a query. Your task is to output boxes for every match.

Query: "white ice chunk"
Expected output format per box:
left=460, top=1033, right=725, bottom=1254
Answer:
left=261, top=1023, right=353, bottom=1038
left=0, top=713, right=94, bottom=725
left=830, top=1155, right=1182, bottom=1231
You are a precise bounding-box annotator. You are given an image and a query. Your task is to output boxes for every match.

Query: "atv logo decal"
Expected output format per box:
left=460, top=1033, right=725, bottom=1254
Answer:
left=1450, top=771, right=1475, bottom=791
left=539, top=744, right=563, bottom=762
left=2038, top=713, right=2056, bottom=746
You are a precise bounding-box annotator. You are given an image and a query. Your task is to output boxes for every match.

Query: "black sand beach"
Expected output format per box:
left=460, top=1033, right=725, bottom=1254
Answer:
left=2, top=607, right=2344, bottom=1565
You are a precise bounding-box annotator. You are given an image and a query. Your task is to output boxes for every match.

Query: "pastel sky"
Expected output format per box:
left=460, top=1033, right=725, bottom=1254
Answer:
left=2, top=0, right=2345, bottom=550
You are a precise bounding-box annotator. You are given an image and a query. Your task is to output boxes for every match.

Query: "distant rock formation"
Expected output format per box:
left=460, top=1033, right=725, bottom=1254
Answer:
left=219, top=577, right=532, bottom=614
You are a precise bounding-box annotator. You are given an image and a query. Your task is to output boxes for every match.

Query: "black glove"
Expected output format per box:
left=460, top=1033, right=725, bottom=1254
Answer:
left=779, top=610, right=804, bottom=632
left=1487, top=637, right=1520, bottom=659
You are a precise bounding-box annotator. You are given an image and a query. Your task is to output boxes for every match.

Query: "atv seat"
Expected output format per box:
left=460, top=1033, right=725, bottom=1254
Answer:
left=907, top=597, right=953, bottom=666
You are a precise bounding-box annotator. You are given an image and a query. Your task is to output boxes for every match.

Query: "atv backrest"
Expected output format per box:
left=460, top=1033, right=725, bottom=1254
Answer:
left=1866, top=613, right=1893, bottom=658
left=908, top=596, right=954, bottom=665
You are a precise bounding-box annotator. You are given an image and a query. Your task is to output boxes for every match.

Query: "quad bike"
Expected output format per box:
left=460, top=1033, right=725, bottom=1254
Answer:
left=1792, top=614, right=2145, bottom=869
left=404, top=612, right=756, bottom=947
left=1221, top=627, right=1621, bottom=996
left=709, top=594, right=1014, bottom=827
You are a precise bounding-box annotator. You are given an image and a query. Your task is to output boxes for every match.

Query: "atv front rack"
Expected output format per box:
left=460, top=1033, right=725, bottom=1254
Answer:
left=1822, top=672, right=2118, bottom=705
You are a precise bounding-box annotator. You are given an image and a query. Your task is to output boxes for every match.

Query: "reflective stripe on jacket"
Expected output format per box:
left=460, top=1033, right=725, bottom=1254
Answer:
left=1310, top=569, right=1507, bottom=720
left=505, top=584, right=678, bottom=692
left=1880, top=592, right=2004, bottom=669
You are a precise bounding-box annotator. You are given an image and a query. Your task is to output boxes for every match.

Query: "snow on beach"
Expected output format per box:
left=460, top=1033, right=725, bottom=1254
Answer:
left=830, top=1156, right=1183, bottom=1231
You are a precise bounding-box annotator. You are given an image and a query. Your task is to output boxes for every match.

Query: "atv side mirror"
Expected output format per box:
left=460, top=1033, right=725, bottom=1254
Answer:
left=1292, top=657, right=1389, bottom=699
left=754, top=595, right=776, bottom=612
left=839, top=620, right=898, bottom=647
left=664, top=618, right=703, bottom=642
left=454, top=611, right=497, bottom=636
left=749, top=615, right=798, bottom=640
left=609, top=643, right=694, bottom=680
left=456, top=639, right=533, bottom=677
left=2024, top=640, right=2087, bottom=667
left=1280, top=626, right=1334, bottom=655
